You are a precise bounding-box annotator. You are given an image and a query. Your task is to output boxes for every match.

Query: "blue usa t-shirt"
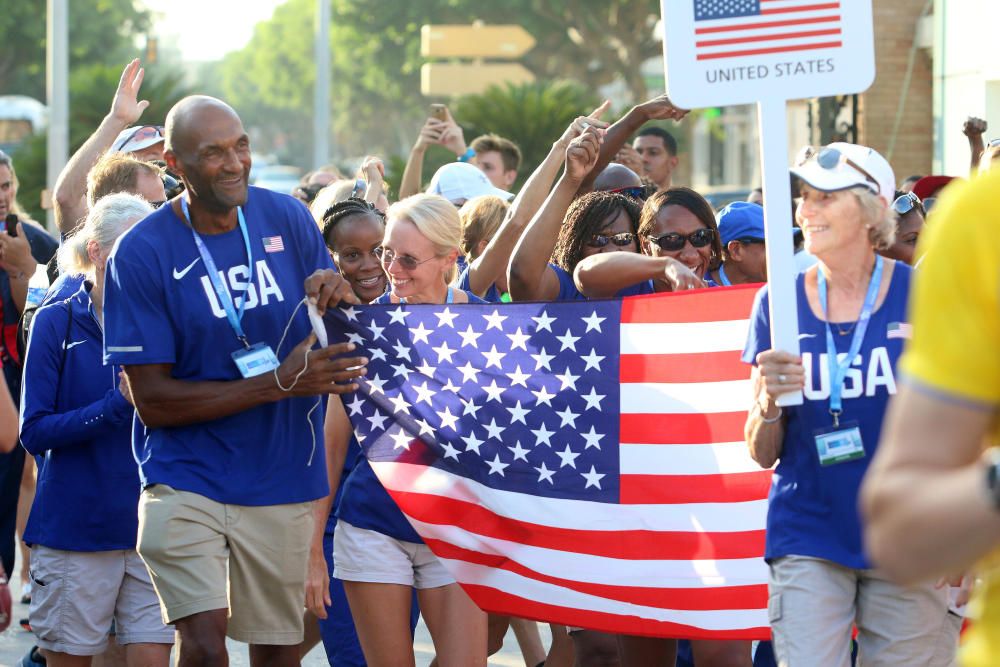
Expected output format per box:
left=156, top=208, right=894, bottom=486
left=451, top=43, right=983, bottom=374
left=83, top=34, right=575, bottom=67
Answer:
left=742, top=262, right=912, bottom=569
left=103, top=187, right=335, bottom=506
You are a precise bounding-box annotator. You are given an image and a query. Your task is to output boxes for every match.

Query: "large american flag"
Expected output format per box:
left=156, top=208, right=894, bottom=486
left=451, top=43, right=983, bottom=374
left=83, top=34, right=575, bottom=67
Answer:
left=323, top=286, right=771, bottom=639
left=693, top=0, right=843, bottom=61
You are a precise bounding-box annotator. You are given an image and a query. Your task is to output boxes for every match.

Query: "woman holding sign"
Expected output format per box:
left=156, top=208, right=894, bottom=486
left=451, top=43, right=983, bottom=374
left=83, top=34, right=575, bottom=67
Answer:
left=743, top=143, right=953, bottom=666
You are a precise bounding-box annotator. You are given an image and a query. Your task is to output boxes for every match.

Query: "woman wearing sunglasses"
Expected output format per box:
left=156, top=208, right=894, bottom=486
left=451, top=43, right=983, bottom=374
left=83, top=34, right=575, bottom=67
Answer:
left=879, top=191, right=924, bottom=266
left=744, top=143, right=952, bottom=666
left=572, top=187, right=723, bottom=298
left=330, top=193, right=488, bottom=667
left=508, top=127, right=645, bottom=303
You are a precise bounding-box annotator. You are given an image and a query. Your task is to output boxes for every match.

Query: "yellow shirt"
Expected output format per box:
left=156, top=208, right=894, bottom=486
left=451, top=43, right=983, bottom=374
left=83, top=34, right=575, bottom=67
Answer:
left=901, top=169, right=1000, bottom=667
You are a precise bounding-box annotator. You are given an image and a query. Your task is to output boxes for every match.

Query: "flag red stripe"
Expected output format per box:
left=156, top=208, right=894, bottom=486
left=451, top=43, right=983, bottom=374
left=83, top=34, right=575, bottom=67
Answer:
left=427, top=540, right=769, bottom=611
left=696, top=27, right=841, bottom=47
left=464, top=585, right=771, bottom=640
left=760, top=2, right=839, bottom=15
left=620, top=351, right=748, bottom=384
left=621, top=471, right=771, bottom=504
left=390, top=489, right=767, bottom=560
left=694, top=15, right=839, bottom=35
left=621, top=285, right=759, bottom=324
left=697, top=40, right=842, bottom=60
left=620, top=412, right=747, bottom=444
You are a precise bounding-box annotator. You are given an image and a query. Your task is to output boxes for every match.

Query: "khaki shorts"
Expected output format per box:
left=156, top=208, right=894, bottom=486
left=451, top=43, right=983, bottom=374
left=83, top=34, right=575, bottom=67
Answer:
left=137, top=484, right=313, bottom=645
left=333, top=520, right=454, bottom=589
left=29, top=546, right=174, bottom=655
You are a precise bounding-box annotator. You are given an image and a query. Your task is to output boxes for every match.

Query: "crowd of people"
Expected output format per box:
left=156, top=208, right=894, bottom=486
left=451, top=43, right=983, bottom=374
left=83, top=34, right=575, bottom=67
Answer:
left=0, top=56, right=997, bottom=667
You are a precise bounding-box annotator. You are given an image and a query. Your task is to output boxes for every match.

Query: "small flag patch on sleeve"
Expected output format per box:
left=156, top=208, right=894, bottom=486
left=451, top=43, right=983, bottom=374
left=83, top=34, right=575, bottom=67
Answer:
left=887, top=322, right=912, bottom=340
left=263, top=236, right=285, bottom=253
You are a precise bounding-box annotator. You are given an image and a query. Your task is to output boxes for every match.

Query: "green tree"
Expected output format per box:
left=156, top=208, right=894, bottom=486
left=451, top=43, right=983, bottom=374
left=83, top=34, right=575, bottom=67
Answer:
left=215, top=0, right=662, bottom=165
left=0, top=1, right=151, bottom=99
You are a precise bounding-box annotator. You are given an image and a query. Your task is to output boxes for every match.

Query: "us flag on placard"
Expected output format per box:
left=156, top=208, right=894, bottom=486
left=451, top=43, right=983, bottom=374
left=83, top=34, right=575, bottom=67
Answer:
left=323, top=285, right=771, bottom=639
left=693, top=0, right=843, bottom=61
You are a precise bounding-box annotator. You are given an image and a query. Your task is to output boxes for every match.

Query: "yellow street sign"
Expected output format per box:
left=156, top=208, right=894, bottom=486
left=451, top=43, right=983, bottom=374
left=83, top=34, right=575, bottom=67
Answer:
left=421, top=24, right=536, bottom=59
left=421, top=63, right=535, bottom=97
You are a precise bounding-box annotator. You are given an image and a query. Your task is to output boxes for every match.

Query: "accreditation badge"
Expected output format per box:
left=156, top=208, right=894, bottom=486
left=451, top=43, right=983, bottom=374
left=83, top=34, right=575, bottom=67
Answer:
left=813, top=422, right=866, bottom=466
left=232, top=343, right=280, bottom=379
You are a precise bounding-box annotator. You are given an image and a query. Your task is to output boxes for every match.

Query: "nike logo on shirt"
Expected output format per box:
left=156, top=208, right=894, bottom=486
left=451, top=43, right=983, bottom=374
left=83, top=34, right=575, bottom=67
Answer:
left=173, top=258, right=202, bottom=280
left=798, top=333, right=817, bottom=340
left=64, top=340, right=87, bottom=350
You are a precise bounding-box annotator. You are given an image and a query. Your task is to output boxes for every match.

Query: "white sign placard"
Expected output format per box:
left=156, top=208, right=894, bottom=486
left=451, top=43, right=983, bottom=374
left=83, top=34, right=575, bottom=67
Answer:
left=661, top=0, right=875, bottom=407
left=663, top=0, right=874, bottom=109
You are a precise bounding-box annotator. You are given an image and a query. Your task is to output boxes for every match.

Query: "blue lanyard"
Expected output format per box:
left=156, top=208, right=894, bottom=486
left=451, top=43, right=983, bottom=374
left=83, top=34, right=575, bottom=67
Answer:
left=817, top=255, right=883, bottom=426
left=718, top=264, right=732, bottom=286
left=401, top=286, right=454, bottom=305
left=180, top=197, right=254, bottom=349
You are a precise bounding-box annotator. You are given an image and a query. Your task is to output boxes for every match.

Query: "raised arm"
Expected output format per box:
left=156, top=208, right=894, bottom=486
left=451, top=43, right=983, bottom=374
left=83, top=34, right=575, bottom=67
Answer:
left=577, top=94, right=688, bottom=194
left=963, top=117, right=987, bottom=176
left=53, top=59, right=151, bottom=235
left=573, top=252, right=703, bottom=298
left=398, top=108, right=469, bottom=200
left=508, top=128, right=603, bottom=302
left=466, top=114, right=604, bottom=297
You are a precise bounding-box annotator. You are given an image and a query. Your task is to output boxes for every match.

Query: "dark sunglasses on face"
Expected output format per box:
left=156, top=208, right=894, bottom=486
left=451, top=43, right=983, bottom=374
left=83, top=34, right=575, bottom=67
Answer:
left=892, top=192, right=923, bottom=216
left=647, top=227, right=716, bottom=252
left=374, top=246, right=437, bottom=271
left=586, top=231, right=635, bottom=248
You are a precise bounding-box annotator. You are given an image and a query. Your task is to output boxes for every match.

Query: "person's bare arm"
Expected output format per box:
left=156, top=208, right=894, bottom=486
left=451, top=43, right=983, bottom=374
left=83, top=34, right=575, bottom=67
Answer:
left=573, top=253, right=704, bottom=298
left=964, top=117, right=987, bottom=176
left=507, top=128, right=603, bottom=302
left=0, top=379, right=17, bottom=453
left=578, top=95, right=688, bottom=194
left=54, top=59, right=151, bottom=235
left=744, top=351, right=804, bottom=469
left=466, top=114, right=603, bottom=296
left=862, top=383, right=1000, bottom=582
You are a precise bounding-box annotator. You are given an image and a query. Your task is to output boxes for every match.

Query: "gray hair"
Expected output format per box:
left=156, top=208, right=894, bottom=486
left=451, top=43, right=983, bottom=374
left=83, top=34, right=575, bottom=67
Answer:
left=852, top=189, right=896, bottom=251
left=57, top=193, right=152, bottom=278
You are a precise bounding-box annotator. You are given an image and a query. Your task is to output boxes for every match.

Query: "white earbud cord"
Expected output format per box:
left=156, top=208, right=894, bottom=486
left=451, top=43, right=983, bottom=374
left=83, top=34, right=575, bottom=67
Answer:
left=272, top=296, right=322, bottom=466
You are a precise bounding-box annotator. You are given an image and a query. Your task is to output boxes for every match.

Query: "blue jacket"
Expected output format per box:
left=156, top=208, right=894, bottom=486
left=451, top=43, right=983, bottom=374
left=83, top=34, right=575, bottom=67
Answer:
left=19, top=283, right=138, bottom=551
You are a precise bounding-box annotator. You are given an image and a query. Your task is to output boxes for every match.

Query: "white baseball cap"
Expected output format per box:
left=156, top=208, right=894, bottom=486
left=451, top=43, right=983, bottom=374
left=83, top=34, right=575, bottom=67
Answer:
left=113, top=125, right=165, bottom=154
left=426, top=162, right=513, bottom=205
left=790, top=142, right=896, bottom=206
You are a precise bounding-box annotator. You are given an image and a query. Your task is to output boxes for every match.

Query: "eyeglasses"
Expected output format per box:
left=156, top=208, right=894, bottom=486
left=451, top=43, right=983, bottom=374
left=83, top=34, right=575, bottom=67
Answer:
left=586, top=232, right=635, bottom=248
left=647, top=228, right=716, bottom=251
left=799, top=146, right=880, bottom=193
left=892, top=192, right=923, bottom=216
left=115, top=125, right=164, bottom=152
left=374, top=246, right=438, bottom=270
left=988, top=138, right=1000, bottom=148
left=922, top=197, right=937, bottom=213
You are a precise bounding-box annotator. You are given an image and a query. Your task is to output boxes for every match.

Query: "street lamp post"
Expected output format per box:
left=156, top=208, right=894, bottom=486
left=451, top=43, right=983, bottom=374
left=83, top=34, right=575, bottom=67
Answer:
left=46, top=0, right=69, bottom=230
left=314, top=0, right=331, bottom=169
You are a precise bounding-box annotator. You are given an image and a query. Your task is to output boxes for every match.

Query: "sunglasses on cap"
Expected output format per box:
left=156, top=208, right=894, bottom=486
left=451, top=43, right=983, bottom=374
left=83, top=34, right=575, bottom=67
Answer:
left=374, top=246, right=438, bottom=271
left=798, top=146, right=880, bottom=193
left=892, top=192, right=923, bottom=216
left=586, top=232, right=635, bottom=248
left=647, top=228, right=716, bottom=252
left=115, top=125, right=164, bottom=152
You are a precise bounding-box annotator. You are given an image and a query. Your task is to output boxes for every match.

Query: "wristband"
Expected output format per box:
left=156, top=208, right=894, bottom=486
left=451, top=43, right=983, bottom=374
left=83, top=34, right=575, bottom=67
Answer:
left=759, top=404, right=783, bottom=424
left=457, top=147, right=476, bottom=163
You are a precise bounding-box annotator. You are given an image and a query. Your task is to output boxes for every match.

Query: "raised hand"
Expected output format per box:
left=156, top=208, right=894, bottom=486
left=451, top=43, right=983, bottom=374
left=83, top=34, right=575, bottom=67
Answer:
left=638, top=94, right=689, bottom=122
left=564, top=126, right=604, bottom=182
left=556, top=99, right=613, bottom=149
left=110, top=59, right=150, bottom=126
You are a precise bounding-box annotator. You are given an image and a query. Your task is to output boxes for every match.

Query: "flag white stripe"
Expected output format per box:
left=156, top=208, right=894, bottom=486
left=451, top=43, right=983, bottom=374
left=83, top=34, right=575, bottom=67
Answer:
left=698, top=35, right=842, bottom=56
left=441, top=559, right=770, bottom=629
left=620, top=442, right=765, bottom=475
left=415, top=520, right=769, bottom=588
left=620, top=320, right=751, bottom=355
left=373, top=462, right=768, bottom=532
left=619, top=380, right=752, bottom=414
